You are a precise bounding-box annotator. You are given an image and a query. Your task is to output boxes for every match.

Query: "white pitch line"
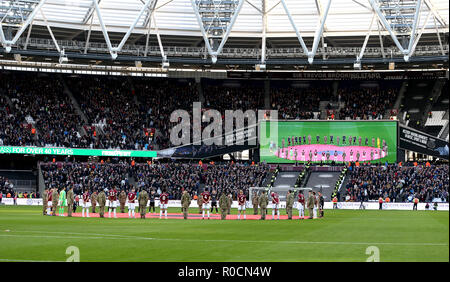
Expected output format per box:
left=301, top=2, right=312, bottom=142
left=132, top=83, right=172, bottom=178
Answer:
left=13, top=230, right=147, bottom=239
left=0, top=231, right=447, bottom=246
left=0, top=258, right=64, bottom=262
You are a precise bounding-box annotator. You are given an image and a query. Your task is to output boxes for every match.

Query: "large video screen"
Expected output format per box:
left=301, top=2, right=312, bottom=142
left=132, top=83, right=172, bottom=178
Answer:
left=259, top=121, right=397, bottom=163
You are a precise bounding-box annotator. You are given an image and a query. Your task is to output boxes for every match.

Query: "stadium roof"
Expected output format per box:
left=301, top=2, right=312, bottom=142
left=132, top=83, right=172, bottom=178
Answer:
left=10, top=0, right=449, bottom=37
left=0, top=0, right=448, bottom=70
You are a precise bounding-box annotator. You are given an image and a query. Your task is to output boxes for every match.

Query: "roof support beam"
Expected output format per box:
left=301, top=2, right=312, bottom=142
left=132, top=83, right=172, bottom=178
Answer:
left=369, top=0, right=406, bottom=54
left=408, top=10, right=432, bottom=58
left=433, top=16, right=445, bottom=56
left=261, top=0, right=266, bottom=64
left=23, top=19, right=34, bottom=50
left=151, top=13, right=166, bottom=62
left=191, top=0, right=245, bottom=63
left=39, top=9, right=61, bottom=53
left=84, top=13, right=95, bottom=54
left=424, top=0, right=446, bottom=27
left=82, top=0, right=101, bottom=25
left=280, top=0, right=331, bottom=64
left=407, top=0, right=423, bottom=56
left=266, top=1, right=280, bottom=14
left=92, top=0, right=157, bottom=59
left=142, top=0, right=159, bottom=28
left=246, top=0, right=262, bottom=14
left=315, top=0, right=328, bottom=32
left=0, top=0, right=46, bottom=52
left=369, top=0, right=423, bottom=62
left=356, top=13, right=376, bottom=63
left=144, top=14, right=152, bottom=57
left=376, top=20, right=386, bottom=59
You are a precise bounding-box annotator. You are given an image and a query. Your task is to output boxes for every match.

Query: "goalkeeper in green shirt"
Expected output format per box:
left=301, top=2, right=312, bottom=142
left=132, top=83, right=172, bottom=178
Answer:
left=58, top=187, right=67, bottom=216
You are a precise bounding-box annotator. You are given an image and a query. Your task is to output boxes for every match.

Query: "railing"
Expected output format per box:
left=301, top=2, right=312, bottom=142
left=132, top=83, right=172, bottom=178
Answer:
left=14, top=37, right=449, bottom=59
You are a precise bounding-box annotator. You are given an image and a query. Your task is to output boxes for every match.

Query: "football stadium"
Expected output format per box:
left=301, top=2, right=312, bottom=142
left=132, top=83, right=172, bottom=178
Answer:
left=0, top=0, right=449, bottom=266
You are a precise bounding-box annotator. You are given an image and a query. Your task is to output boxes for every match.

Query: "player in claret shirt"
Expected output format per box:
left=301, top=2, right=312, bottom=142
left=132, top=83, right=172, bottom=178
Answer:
left=201, top=188, right=211, bottom=220
left=237, top=190, right=247, bottom=220
left=159, top=188, right=169, bottom=219
left=127, top=188, right=137, bottom=218
left=108, top=186, right=118, bottom=218
left=82, top=189, right=90, bottom=218
left=271, top=192, right=280, bottom=220
left=297, top=190, right=305, bottom=219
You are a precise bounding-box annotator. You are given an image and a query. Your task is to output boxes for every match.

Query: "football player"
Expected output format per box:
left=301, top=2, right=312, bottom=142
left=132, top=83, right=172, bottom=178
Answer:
left=127, top=188, right=137, bottom=218
left=297, top=190, right=305, bottom=219
left=210, top=190, right=218, bottom=214
left=149, top=189, right=156, bottom=214
left=237, top=190, right=247, bottom=220
left=159, top=188, right=169, bottom=219
left=201, top=188, right=211, bottom=220
left=82, top=189, right=90, bottom=218
left=271, top=191, right=280, bottom=220
left=108, top=186, right=118, bottom=218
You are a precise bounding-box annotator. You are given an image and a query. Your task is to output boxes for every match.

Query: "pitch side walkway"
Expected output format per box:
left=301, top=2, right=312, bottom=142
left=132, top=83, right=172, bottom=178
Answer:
left=63, top=213, right=315, bottom=220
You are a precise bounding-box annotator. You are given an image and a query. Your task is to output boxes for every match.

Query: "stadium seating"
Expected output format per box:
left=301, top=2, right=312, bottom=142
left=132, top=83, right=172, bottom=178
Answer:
left=343, top=164, right=449, bottom=203
left=0, top=71, right=411, bottom=150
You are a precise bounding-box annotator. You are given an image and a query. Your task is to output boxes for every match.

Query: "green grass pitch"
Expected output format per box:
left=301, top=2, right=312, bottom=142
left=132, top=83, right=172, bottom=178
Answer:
left=0, top=206, right=448, bottom=262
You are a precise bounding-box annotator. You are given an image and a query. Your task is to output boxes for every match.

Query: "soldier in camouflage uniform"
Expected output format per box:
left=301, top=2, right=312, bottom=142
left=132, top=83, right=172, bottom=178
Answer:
left=67, top=186, right=74, bottom=217
left=138, top=188, right=149, bottom=219
left=119, top=189, right=127, bottom=213
left=307, top=191, right=315, bottom=219
left=258, top=190, right=269, bottom=220
left=90, top=191, right=98, bottom=213
left=219, top=192, right=229, bottom=220
left=197, top=192, right=203, bottom=214
left=42, top=188, right=48, bottom=216
left=181, top=190, right=191, bottom=219
left=252, top=191, right=259, bottom=215
left=51, top=188, right=59, bottom=216
left=227, top=193, right=232, bottom=215
left=97, top=189, right=107, bottom=218
left=286, top=190, right=294, bottom=220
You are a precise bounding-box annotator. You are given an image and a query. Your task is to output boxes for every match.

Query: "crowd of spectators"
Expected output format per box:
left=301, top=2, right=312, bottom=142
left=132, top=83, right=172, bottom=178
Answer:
left=0, top=175, right=13, bottom=195
left=203, top=163, right=269, bottom=197
left=0, top=71, right=405, bottom=150
left=131, top=162, right=202, bottom=200
left=343, top=164, right=449, bottom=203
left=271, top=86, right=328, bottom=120
left=0, top=96, right=35, bottom=146
left=203, top=85, right=265, bottom=112
left=41, top=161, right=131, bottom=196
left=338, top=84, right=399, bottom=120
left=1, top=72, right=82, bottom=148
left=133, top=79, right=199, bottom=150
left=67, top=76, right=157, bottom=150
left=0, top=176, right=39, bottom=199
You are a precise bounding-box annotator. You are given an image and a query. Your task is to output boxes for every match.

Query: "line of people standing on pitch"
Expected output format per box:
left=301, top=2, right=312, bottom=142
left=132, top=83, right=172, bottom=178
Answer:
left=247, top=190, right=324, bottom=220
